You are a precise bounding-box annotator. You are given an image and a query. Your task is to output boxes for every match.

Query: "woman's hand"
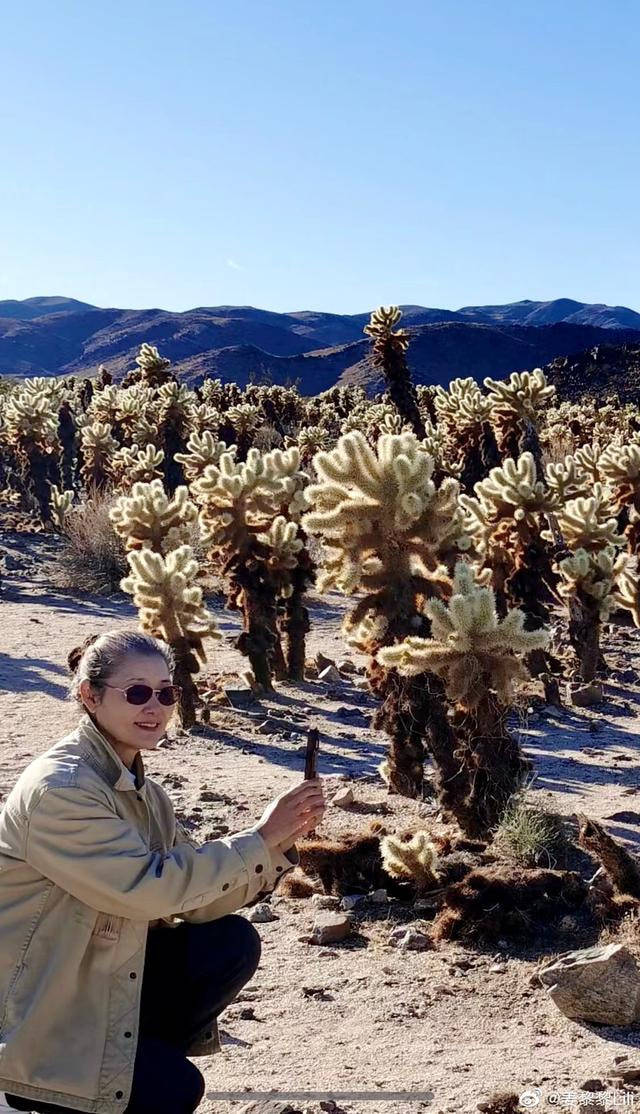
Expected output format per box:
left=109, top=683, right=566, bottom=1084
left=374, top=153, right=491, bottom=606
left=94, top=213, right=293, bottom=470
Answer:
left=255, top=777, right=326, bottom=853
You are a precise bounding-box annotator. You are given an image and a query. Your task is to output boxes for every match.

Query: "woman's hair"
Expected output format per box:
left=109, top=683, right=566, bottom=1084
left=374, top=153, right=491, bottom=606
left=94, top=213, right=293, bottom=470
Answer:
left=67, top=629, right=175, bottom=704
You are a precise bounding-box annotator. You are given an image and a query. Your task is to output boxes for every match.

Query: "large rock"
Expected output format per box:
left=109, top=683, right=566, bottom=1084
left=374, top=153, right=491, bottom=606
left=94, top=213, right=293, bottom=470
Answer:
left=538, top=943, right=640, bottom=1024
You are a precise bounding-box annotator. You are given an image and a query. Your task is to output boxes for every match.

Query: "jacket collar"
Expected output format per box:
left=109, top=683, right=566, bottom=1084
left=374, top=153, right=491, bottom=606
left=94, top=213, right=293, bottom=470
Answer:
left=76, top=713, right=146, bottom=792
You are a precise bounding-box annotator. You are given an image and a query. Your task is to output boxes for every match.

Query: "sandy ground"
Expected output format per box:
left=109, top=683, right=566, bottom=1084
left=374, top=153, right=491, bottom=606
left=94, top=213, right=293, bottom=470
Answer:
left=3, top=530, right=640, bottom=1114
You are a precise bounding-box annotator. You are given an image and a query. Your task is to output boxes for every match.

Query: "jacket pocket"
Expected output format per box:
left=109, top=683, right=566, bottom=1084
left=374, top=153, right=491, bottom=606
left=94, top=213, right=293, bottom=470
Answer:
left=91, top=912, right=123, bottom=941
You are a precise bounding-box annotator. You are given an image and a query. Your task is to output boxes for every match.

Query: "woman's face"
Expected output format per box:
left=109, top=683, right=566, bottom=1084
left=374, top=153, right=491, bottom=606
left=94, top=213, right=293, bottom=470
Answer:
left=80, top=651, right=176, bottom=752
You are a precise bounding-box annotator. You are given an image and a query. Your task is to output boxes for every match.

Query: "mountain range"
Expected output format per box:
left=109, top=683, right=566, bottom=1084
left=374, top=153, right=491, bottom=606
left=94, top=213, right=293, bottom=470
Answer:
left=1, top=295, right=639, bottom=396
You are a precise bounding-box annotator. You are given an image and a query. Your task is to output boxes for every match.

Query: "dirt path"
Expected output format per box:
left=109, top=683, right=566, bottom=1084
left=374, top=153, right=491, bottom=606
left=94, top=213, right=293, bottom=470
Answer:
left=3, top=541, right=640, bottom=1114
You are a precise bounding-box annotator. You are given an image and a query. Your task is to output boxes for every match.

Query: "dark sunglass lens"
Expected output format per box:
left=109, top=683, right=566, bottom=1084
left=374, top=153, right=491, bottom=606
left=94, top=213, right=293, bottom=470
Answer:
left=126, top=685, right=154, bottom=705
left=158, top=685, right=180, bottom=706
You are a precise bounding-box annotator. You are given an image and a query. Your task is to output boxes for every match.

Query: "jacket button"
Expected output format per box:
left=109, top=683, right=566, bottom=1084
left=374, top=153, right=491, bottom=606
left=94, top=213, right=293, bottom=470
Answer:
left=116, top=1091, right=124, bottom=1099
left=129, top=972, right=137, bottom=979
left=255, top=864, right=264, bottom=873
left=222, top=882, right=229, bottom=890
left=276, top=865, right=283, bottom=872
left=124, top=1031, right=132, bottom=1038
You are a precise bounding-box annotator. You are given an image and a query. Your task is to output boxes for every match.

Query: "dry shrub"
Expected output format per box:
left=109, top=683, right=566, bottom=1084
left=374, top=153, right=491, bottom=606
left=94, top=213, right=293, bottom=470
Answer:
left=54, top=488, right=128, bottom=594
left=494, top=794, right=566, bottom=868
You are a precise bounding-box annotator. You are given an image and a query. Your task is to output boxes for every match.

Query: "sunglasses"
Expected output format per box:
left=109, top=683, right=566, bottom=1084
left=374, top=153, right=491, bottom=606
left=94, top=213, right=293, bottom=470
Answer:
left=102, top=683, right=182, bottom=707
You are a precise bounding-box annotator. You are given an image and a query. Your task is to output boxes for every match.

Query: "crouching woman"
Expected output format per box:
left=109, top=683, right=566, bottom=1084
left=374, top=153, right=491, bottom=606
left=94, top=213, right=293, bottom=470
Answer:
left=0, top=630, right=325, bottom=1114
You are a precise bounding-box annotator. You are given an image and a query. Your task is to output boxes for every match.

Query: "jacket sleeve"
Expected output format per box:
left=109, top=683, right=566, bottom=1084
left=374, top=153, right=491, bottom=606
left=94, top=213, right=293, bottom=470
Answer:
left=24, top=784, right=295, bottom=921
left=173, top=818, right=300, bottom=923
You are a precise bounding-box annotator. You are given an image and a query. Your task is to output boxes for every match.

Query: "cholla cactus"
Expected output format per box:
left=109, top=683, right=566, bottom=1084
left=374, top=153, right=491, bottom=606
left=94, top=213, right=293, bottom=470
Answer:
left=49, top=484, right=74, bottom=531
left=459, top=453, right=558, bottom=645
left=134, top=342, right=172, bottom=384
left=175, top=431, right=234, bottom=483
left=377, top=561, right=547, bottom=834
left=557, top=547, right=628, bottom=681
left=120, top=545, right=220, bottom=726
left=614, top=564, right=640, bottom=627
left=378, top=561, right=548, bottom=708
left=544, top=455, right=591, bottom=502
left=111, top=444, right=165, bottom=490
left=433, top=378, right=499, bottom=491
left=155, top=382, right=196, bottom=492
left=598, top=443, right=640, bottom=551
left=363, top=306, right=426, bottom=439
left=286, top=425, right=332, bottom=467
left=380, top=830, right=439, bottom=891
left=302, top=429, right=467, bottom=799
left=80, top=421, right=118, bottom=492
left=2, top=384, right=60, bottom=520
left=484, top=369, right=555, bottom=465
left=550, top=486, right=625, bottom=552
left=574, top=443, right=602, bottom=484
left=110, top=479, right=198, bottom=554
left=193, top=446, right=312, bottom=688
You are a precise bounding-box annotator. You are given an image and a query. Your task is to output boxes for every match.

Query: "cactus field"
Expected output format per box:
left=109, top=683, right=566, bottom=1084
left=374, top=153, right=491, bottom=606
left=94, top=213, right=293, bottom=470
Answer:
left=3, top=315, right=640, bottom=1110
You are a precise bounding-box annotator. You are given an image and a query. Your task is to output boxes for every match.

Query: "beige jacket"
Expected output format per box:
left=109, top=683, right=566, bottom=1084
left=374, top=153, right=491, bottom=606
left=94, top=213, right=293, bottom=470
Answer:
left=0, top=714, right=299, bottom=1114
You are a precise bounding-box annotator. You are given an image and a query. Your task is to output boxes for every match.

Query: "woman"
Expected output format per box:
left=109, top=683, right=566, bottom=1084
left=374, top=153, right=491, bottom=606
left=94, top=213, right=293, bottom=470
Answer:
left=0, top=629, right=326, bottom=1114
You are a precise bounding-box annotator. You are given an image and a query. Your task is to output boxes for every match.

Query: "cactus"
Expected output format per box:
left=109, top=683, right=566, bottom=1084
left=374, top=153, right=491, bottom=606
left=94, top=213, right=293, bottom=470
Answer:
left=557, top=547, right=627, bottom=681
left=175, top=432, right=235, bottom=484
left=120, top=545, right=220, bottom=726
left=110, top=479, right=198, bottom=554
left=433, top=377, right=499, bottom=491
left=49, top=484, right=74, bottom=531
left=484, top=369, right=555, bottom=467
left=3, top=383, right=61, bottom=520
left=363, top=306, right=426, bottom=439
left=302, top=429, right=467, bottom=800
left=377, top=561, right=548, bottom=835
left=193, top=446, right=307, bottom=689
left=80, top=422, right=118, bottom=492
left=380, top=830, right=440, bottom=891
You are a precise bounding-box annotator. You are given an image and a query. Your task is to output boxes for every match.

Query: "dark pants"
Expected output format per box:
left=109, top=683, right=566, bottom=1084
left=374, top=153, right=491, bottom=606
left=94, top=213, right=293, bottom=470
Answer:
left=6, top=914, right=262, bottom=1114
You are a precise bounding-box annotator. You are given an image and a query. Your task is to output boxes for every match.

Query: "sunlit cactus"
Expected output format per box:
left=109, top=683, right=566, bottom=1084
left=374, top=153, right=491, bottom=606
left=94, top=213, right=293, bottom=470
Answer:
left=3, top=384, right=61, bottom=520
left=110, top=479, right=198, bottom=554
left=557, top=546, right=628, bottom=681
left=363, top=306, right=426, bottom=439
left=120, top=544, right=220, bottom=726
left=302, top=428, right=467, bottom=800
left=49, top=484, right=74, bottom=531
left=377, top=561, right=547, bottom=834
left=175, top=431, right=234, bottom=483
left=110, top=444, right=165, bottom=490
left=80, top=421, right=118, bottom=492
left=484, top=368, right=555, bottom=465
left=549, top=485, right=625, bottom=552
left=380, top=830, right=440, bottom=891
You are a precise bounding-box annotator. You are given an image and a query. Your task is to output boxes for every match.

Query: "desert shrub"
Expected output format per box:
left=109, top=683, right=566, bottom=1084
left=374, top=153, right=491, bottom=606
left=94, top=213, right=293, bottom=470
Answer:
left=54, top=489, right=128, bottom=594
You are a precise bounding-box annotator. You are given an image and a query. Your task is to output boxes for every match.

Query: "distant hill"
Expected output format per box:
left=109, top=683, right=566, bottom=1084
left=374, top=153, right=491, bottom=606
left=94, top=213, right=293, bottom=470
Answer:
left=1, top=295, right=639, bottom=394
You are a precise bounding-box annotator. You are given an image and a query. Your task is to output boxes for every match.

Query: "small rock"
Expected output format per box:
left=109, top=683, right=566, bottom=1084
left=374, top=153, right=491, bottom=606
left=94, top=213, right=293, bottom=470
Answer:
left=581, top=1079, right=605, bottom=1092
left=246, top=903, right=278, bottom=923
left=490, top=964, right=507, bottom=974
left=613, top=1055, right=629, bottom=1064
left=340, top=894, right=364, bottom=911
left=615, top=668, right=637, bottom=684
left=539, top=943, right=640, bottom=1024
left=566, top=681, right=604, bottom=707
left=389, top=925, right=432, bottom=951
left=335, top=705, right=367, bottom=720
left=224, top=686, right=257, bottom=709
left=319, top=664, right=342, bottom=684
left=315, top=652, right=336, bottom=672
left=331, top=786, right=354, bottom=808
left=310, top=912, right=353, bottom=944
left=370, top=888, right=388, bottom=903
left=310, top=894, right=340, bottom=910
left=337, top=659, right=357, bottom=673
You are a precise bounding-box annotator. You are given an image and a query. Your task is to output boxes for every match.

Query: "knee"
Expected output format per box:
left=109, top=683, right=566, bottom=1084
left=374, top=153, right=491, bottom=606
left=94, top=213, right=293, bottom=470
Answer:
left=234, top=914, right=262, bottom=974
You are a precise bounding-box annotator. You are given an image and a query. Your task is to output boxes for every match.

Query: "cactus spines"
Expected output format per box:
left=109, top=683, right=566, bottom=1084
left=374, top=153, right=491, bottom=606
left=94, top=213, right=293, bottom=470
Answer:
left=550, top=485, right=625, bottom=552
left=363, top=306, right=426, bottom=440
left=120, top=545, right=220, bottom=726
left=302, top=429, right=468, bottom=800
left=110, top=479, right=198, bottom=554
left=80, top=421, right=118, bottom=492
left=49, top=484, right=74, bottom=530
left=484, top=368, right=554, bottom=466
left=175, top=431, right=235, bottom=484
left=557, top=546, right=627, bottom=681
left=377, top=561, right=547, bottom=835
left=377, top=560, right=548, bottom=709
left=380, top=830, right=439, bottom=891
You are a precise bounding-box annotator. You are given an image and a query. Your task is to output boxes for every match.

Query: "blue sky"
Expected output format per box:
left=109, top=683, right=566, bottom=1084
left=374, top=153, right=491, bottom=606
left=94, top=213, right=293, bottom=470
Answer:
left=1, top=0, right=638, bottom=315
